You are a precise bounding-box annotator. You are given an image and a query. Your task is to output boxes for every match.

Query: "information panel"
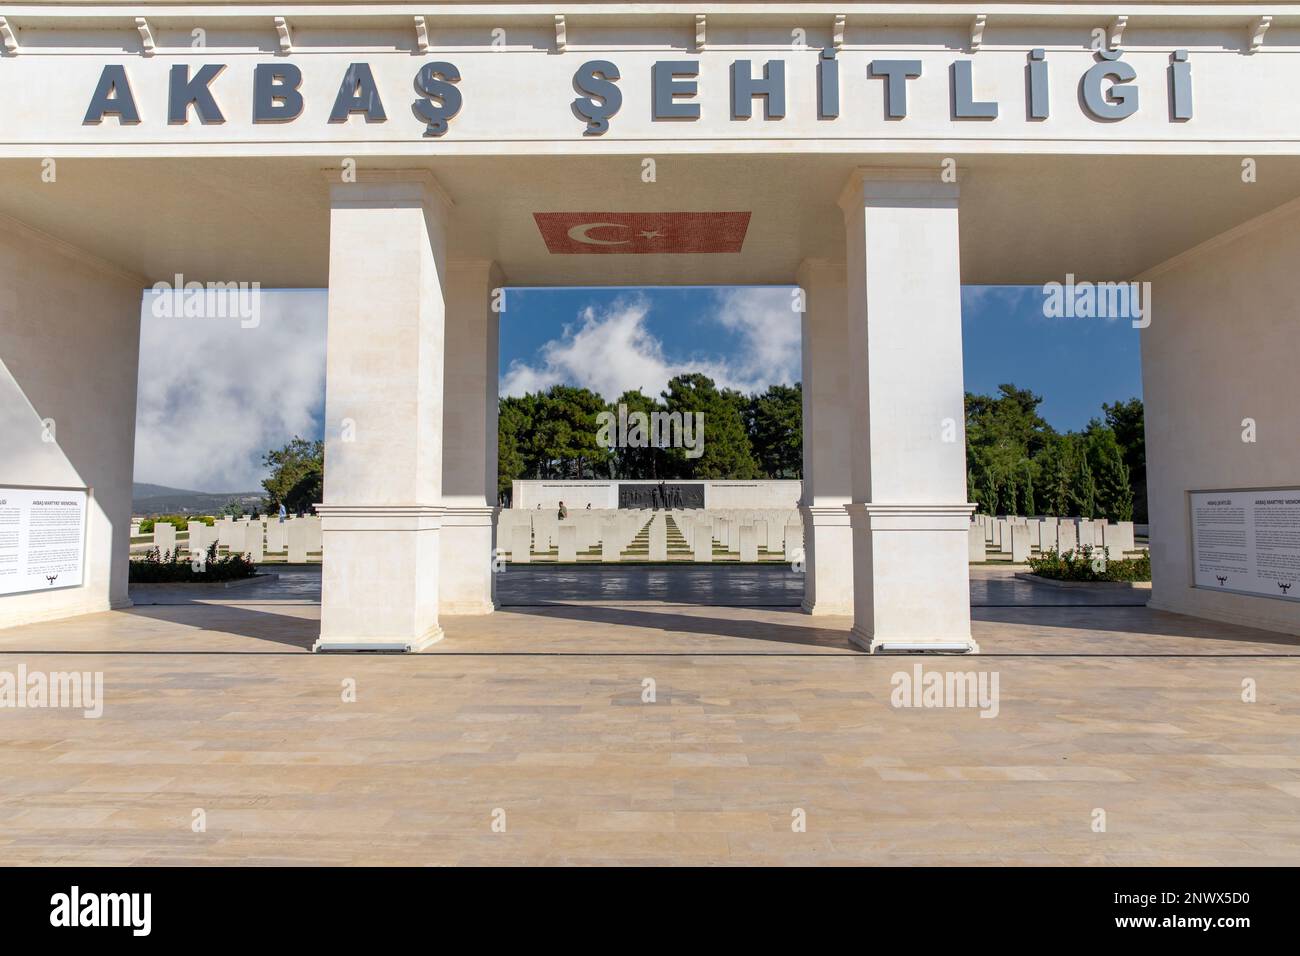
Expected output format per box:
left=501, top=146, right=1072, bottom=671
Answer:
left=0, top=487, right=87, bottom=596
left=1190, top=488, right=1300, bottom=602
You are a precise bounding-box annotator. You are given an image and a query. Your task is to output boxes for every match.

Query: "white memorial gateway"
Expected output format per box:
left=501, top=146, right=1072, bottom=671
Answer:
left=1, top=1, right=1299, bottom=647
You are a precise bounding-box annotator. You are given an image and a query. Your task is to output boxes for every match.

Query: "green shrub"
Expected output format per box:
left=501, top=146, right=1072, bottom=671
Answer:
left=128, top=543, right=258, bottom=583
left=1026, top=545, right=1151, bottom=583
left=138, top=515, right=216, bottom=535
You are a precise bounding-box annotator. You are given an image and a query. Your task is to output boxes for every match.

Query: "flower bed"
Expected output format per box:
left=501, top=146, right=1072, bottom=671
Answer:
left=128, top=544, right=258, bottom=583
left=1026, top=545, right=1151, bottom=583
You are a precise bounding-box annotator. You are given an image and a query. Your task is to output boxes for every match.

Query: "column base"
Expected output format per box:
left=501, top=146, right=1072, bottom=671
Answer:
left=848, top=626, right=980, bottom=655
left=313, top=626, right=445, bottom=653
left=799, top=504, right=854, bottom=615
left=315, top=503, right=444, bottom=652
left=439, top=504, right=498, bottom=615
left=846, top=502, right=979, bottom=654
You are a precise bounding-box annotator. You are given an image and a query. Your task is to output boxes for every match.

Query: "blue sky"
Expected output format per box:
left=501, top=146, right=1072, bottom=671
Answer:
left=134, top=284, right=1142, bottom=491
left=958, top=285, right=1142, bottom=430
left=499, top=285, right=1142, bottom=431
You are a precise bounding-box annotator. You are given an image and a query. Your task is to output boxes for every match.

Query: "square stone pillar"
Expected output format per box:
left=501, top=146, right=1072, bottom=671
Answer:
left=796, top=259, right=854, bottom=615
left=314, top=171, right=451, bottom=652
left=839, top=169, right=978, bottom=654
left=439, top=259, right=504, bottom=614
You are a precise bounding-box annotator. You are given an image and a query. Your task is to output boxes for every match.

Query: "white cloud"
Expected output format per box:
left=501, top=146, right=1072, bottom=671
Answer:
left=134, top=286, right=802, bottom=490
left=708, top=286, right=802, bottom=391
left=133, top=289, right=326, bottom=492
left=499, top=288, right=800, bottom=401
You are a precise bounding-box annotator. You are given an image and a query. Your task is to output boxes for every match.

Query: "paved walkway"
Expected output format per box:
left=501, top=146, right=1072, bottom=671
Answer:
left=0, top=566, right=1297, bottom=864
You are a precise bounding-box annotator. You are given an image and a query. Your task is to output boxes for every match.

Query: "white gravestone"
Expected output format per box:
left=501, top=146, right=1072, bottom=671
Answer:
left=1011, top=524, right=1031, bottom=563
left=244, top=520, right=264, bottom=562
left=511, top=524, right=531, bottom=564
left=558, top=523, right=577, bottom=562
left=600, top=521, right=619, bottom=562
left=153, top=521, right=176, bottom=554
left=1058, top=522, right=1078, bottom=554
left=287, top=520, right=308, bottom=563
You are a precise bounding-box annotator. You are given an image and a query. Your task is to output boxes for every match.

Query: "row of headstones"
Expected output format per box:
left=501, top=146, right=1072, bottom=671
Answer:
left=969, top=514, right=1137, bottom=563
left=150, top=515, right=322, bottom=563
left=498, top=509, right=805, bottom=563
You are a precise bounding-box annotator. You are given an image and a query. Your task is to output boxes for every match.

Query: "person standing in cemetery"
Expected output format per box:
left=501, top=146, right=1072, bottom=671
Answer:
left=278, top=503, right=286, bottom=524
left=558, top=501, right=568, bottom=521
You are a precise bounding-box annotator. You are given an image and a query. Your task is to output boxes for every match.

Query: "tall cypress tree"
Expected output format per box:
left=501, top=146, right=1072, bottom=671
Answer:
left=1087, top=424, right=1135, bottom=521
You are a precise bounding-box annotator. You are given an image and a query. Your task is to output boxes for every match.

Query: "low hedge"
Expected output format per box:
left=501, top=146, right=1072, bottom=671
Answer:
left=1026, top=545, right=1151, bottom=583
left=129, top=543, right=258, bottom=583
left=137, top=515, right=216, bottom=535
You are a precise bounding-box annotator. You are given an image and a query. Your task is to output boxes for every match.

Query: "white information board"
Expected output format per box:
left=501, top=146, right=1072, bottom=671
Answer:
left=1190, top=488, right=1300, bottom=602
left=0, top=487, right=88, bottom=596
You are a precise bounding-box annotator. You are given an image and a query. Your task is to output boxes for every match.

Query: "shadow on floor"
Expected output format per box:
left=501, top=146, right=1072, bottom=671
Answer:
left=124, top=602, right=317, bottom=652
left=973, top=604, right=1300, bottom=651
left=495, top=564, right=805, bottom=607
left=498, top=603, right=857, bottom=652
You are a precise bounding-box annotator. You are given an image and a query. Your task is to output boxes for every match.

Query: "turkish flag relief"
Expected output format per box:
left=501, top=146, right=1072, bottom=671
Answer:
left=533, top=212, right=751, bottom=254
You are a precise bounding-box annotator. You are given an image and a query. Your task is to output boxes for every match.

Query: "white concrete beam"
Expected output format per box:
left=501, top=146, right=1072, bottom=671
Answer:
left=839, top=168, right=977, bottom=654
left=440, top=258, right=504, bottom=615
left=315, top=170, right=451, bottom=653
left=797, top=258, right=855, bottom=616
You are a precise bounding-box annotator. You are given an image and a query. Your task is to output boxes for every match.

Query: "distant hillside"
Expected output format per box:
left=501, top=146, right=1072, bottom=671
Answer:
left=132, top=482, right=264, bottom=517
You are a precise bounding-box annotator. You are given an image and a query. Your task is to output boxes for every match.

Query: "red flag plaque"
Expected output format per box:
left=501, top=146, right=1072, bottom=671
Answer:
left=532, top=211, right=751, bottom=254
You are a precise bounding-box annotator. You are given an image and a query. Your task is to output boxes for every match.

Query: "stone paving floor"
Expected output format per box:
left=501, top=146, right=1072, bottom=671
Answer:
left=0, top=566, right=1297, bottom=865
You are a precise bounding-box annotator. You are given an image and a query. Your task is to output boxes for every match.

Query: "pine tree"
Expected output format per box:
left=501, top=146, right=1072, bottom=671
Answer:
left=1020, top=461, right=1036, bottom=517
left=1073, top=455, right=1098, bottom=519
left=1087, top=424, right=1135, bottom=521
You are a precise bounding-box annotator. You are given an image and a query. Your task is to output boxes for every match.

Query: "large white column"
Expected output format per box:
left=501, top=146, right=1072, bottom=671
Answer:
left=314, top=171, right=450, bottom=652
left=796, top=258, right=854, bottom=615
left=838, top=169, right=978, bottom=654
left=439, top=259, right=504, bottom=615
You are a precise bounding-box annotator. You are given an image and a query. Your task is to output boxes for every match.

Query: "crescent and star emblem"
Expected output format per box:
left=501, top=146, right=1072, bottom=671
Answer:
left=566, top=223, right=665, bottom=245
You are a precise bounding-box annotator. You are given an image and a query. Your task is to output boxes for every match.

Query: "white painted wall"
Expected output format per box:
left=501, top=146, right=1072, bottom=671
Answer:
left=1141, top=198, right=1300, bottom=635
left=0, top=215, right=143, bottom=629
